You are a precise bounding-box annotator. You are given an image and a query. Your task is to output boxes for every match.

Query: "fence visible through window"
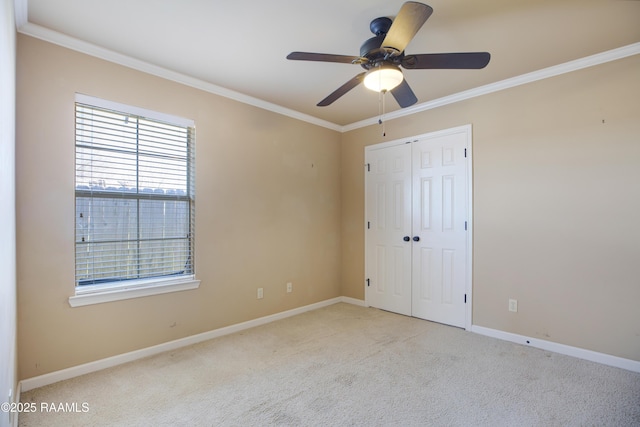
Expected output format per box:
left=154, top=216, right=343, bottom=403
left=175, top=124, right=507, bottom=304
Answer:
left=75, top=99, right=195, bottom=287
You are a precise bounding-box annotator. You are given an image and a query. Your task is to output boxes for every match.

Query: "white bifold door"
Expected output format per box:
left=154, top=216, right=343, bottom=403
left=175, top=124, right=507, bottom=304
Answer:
left=365, top=126, right=471, bottom=328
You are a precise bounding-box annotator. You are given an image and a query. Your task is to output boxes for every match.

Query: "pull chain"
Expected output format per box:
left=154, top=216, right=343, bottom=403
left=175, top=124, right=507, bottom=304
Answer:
left=378, top=90, right=387, bottom=137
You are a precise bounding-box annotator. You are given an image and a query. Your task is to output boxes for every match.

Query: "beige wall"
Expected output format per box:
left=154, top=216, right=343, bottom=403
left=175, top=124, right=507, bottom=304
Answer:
left=1, top=0, right=17, bottom=421
left=16, top=32, right=640, bottom=382
left=16, top=35, right=342, bottom=380
left=341, top=54, right=640, bottom=361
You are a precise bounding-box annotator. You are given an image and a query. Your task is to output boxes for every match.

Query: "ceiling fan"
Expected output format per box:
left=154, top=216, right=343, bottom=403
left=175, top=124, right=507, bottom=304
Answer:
left=286, top=1, right=490, bottom=108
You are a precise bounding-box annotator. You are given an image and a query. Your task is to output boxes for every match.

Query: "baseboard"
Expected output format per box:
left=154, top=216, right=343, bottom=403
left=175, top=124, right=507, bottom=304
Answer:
left=340, top=296, right=366, bottom=307
left=471, top=325, right=640, bottom=373
left=26, top=298, right=634, bottom=394
left=20, top=296, right=352, bottom=392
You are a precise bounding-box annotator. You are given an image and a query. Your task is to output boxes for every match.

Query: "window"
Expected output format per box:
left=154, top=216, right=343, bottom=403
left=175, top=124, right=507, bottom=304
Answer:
left=71, top=94, right=197, bottom=306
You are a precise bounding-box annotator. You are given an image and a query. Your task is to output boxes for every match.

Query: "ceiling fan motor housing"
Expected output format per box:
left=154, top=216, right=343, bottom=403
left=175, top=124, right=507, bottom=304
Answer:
left=360, top=17, right=403, bottom=71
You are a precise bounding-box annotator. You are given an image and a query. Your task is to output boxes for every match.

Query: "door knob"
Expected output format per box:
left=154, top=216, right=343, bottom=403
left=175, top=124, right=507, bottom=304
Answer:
left=403, top=236, right=410, bottom=242
left=413, top=236, right=420, bottom=242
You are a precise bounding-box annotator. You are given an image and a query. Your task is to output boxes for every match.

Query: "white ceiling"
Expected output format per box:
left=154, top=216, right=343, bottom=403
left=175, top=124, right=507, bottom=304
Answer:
left=16, top=0, right=640, bottom=128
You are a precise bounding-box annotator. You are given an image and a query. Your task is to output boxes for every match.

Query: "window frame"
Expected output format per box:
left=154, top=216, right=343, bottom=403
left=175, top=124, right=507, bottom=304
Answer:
left=70, top=94, right=199, bottom=307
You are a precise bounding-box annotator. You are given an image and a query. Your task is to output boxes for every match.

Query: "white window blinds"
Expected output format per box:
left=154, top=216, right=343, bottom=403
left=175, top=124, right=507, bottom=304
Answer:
left=75, top=96, right=195, bottom=287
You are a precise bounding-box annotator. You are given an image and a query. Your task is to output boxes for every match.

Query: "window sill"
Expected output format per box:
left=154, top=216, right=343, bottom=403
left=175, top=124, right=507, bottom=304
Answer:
left=68, top=276, right=200, bottom=307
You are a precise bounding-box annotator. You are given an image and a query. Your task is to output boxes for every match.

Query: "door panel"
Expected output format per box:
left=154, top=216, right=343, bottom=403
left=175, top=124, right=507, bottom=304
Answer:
left=365, top=143, right=412, bottom=316
left=412, top=132, right=468, bottom=327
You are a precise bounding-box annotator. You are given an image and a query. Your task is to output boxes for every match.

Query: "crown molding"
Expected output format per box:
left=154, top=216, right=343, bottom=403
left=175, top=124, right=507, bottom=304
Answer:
left=16, top=20, right=343, bottom=132
left=344, top=42, right=640, bottom=132
left=15, top=1, right=639, bottom=134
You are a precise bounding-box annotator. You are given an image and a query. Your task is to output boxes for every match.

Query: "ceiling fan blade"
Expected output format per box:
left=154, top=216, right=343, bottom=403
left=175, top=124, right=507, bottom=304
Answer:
left=390, top=79, right=418, bottom=108
left=382, top=2, right=433, bottom=55
left=402, top=52, right=491, bottom=69
left=287, top=52, right=364, bottom=64
left=317, top=72, right=366, bottom=107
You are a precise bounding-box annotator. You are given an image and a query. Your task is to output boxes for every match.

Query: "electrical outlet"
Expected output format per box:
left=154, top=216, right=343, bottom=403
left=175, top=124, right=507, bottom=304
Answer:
left=286, top=282, right=292, bottom=293
left=508, top=299, right=518, bottom=312
left=257, top=288, right=263, bottom=299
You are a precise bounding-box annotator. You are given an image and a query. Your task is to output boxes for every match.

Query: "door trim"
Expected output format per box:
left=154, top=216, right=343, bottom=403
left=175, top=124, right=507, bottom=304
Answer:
left=364, top=124, right=473, bottom=330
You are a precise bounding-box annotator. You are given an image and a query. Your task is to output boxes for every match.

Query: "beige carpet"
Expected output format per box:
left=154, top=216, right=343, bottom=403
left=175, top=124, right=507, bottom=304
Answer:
left=19, top=303, right=640, bottom=426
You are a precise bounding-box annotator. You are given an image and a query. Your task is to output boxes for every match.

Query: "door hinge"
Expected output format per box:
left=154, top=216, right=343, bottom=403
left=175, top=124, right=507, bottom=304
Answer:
left=366, top=278, right=370, bottom=287
left=464, top=148, right=467, bottom=158
left=366, top=163, right=370, bottom=172
left=464, top=294, right=467, bottom=303
left=367, top=221, right=370, bottom=229
left=464, top=221, right=468, bottom=231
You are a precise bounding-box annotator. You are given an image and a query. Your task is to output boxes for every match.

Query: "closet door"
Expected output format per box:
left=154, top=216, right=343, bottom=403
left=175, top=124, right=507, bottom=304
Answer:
left=365, top=126, right=471, bottom=328
left=365, top=143, right=412, bottom=316
left=411, top=132, right=468, bottom=327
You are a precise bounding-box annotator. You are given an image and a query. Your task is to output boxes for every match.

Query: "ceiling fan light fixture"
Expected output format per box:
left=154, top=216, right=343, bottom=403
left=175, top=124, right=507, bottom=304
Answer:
left=363, top=64, right=403, bottom=92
